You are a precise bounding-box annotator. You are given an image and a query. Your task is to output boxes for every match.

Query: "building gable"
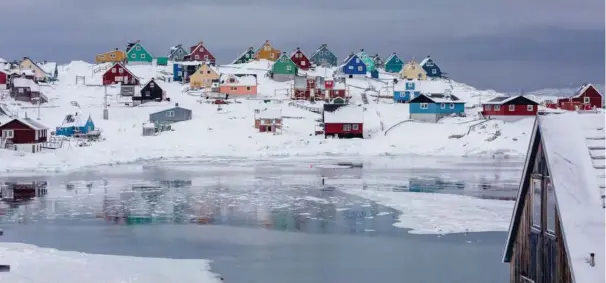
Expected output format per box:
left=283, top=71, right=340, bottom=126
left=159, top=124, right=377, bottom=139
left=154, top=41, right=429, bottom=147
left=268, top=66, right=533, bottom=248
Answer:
left=126, top=43, right=152, bottom=62
left=272, top=53, right=297, bottom=74
left=233, top=47, right=255, bottom=64
left=504, top=96, right=539, bottom=106
left=385, top=53, right=403, bottom=66
left=409, top=94, right=434, bottom=104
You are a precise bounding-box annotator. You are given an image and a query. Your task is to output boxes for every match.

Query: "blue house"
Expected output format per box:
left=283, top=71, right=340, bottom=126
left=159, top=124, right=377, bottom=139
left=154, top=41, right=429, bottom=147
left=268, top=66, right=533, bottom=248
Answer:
left=393, top=79, right=421, bottom=103
left=56, top=113, right=95, bottom=136
left=173, top=62, right=202, bottom=82
left=419, top=55, right=443, bottom=78
left=173, top=63, right=183, bottom=82
left=309, top=44, right=338, bottom=67
left=337, top=53, right=366, bottom=78
left=409, top=93, right=465, bottom=123
left=384, top=53, right=404, bottom=73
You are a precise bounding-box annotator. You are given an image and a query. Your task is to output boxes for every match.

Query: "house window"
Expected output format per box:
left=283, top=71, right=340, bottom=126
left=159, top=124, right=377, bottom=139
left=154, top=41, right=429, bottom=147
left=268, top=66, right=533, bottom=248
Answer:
left=357, top=66, right=363, bottom=72
left=348, top=66, right=353, bottom=70
left=343, top=124, right=351, bottom=131
left=546, top=178, right=556, bottom=233
left=527, top=105, right=534, bottom=111
left=420, top=103, right=428, bottom=109
left=355, top=59, right=360, bottom=63
left=99, top=55, right=105, bottom=58
left=352, top=124, right=359, bottom=131
left=281, top=57, right=287, bottom=62
left=18, top=88, right=23, bottom=93
left=166, top=111, right=175, bottom=117
left=2, top=130, right=14, bottom=138
left=207, top=70, right=211, bottom=74
left=270, top=53, right=275, bottom=59
left=204, top=55, right=209, bottom=60
left=440, top=103, right=445, bottom=109
left=449, top=103, right=455, bottom=109
left=509, top=105, right=515, bottom=111
left=119, top=68, right=123, bottom=74
left=584, top=97, right=590, bottom=103
left=195, top=55, right=200, bottom=60
left=432, top=69, right=437, bottom=74
left=200, top=47, right=205, bottom=52
left=395, top=58, right=400, bottom=62
left=136, top=46, right=141, bottom=51
left=494, top=105, right=500, bottom=111
left=405, top=82, right=415, bottom=90
left=532, top=176, right=542, bottom=228
left=131, top=54, right=136, bottom=59
left=301, top=61, right=306, bottom=66
left=246, top=86, right=251, bottom=90
left=231, top=87, right=237, bottom=91
left=286, top=65, right=292, bottom=71
left=246, top=54, right=250, bottom=58
left=141, top=54, right=146, bottom=59
left=264, top=46, right=270, bottom=51
left=109, top=53, right=116, bottom=58
left=112, top=68, right=116, bottom=73
left=145, top=91, right=151, bottom=96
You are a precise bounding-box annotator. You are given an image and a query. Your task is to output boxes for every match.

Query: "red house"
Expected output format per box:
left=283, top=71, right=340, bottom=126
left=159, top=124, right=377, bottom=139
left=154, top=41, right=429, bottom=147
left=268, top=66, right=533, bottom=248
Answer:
left=292, top=75, right=348, bottom=101
left=184, top=41, right=216, bottom=65
left=323, top=104, right=364, bottom=139
left=290, top=47, right=311, bottom=70
left=481, top=95, right=539, bottom=122
left=102, top=63, right=139, bottom=86
left=557, top=83, right=603, bottom=111
left=0, top=117, right=48, bottom=153
left=0, top=70, right=7, bottom=89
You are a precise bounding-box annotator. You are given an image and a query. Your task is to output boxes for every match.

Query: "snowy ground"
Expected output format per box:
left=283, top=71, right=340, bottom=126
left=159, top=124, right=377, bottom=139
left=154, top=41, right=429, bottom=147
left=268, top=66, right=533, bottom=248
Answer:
left=0, top=243, right=221, bottom=283
left=1, top=60, right=538, bottom=173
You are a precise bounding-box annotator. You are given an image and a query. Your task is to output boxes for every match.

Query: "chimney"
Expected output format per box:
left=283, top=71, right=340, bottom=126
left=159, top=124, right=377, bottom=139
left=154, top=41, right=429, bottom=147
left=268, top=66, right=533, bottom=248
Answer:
left=321, top=44, right=327, bottom=48
left=296, top=47, right=300, bottom=51
left=360, top=49, right=364, bottom=52
left=198, top=41, right=204, bottom=46
left=175, top=103, right=179, bottom=107
left=590, top=253, right=595, bottom=267
left=265, top=40, right=270, bottom=44
left=115, top=48, right=118, bottom=51
left=282, top=52, right=286, bottom=55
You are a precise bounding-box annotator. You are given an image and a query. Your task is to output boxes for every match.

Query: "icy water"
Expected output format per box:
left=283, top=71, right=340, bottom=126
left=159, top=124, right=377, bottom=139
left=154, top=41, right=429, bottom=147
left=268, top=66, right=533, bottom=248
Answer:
left=0, top=157, right=523, bottom=283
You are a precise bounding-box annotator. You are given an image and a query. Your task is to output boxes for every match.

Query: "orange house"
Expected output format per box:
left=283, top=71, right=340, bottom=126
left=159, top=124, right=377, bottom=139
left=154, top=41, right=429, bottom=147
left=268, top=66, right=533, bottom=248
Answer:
left=219, top=74, right=257, bottom=96
left=254, top=40, right=281, bottom=62
left=95, top=48, right=126, bottom=63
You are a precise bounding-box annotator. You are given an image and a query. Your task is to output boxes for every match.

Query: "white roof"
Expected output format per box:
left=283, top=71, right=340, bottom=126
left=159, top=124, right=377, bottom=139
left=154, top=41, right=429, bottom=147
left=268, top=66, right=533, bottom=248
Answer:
left=256, top=108, right=282, bottom=119
left=231, top=48, right=254, bottom=64
left=418, top=94, right=464, bottom=104
left=142, top=122, right=155, bottom=129
left=324, top=105, right=364, bottom=123
left=539, top=112, right=605, bottom=283
left=333, top=81, right=346, bottom=90
left=393, top=79, right=450, bottom=94
left=38, top=62, right=57, bottom=74
left=12, top=77, right=40, bottom=92
left=570, top=83, right=603, bottom=99
left=220, top=74, right=256, bottom=86
left=419, top=56, right=431, bottom=66
left=0, top=58, right=6, bottom=63
left=16, top=69, right=35, bottom=76
left=61, top=113, right=90, bottom=128
left=16, top=117, right=47, bottom=130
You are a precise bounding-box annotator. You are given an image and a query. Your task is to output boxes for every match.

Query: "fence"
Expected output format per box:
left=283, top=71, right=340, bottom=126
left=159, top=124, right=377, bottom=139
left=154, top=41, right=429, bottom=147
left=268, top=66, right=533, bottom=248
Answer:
left=288, top=101, right=322, bottom=114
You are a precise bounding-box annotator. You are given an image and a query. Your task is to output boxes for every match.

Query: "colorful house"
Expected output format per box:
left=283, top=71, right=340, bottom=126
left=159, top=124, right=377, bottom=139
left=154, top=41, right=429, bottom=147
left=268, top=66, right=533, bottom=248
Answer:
left=310, top=44, right=338, bottom=67
left=356, top=49, right=375, bottom=72
left=95, top=49, right=126, bottom=64
left=167, top=44, right=188, bottom=61
left=393, top=79, right=449, bottom=103
left=134, top=78, right=165, bottom=104
left=184, top=41, right=216, bottom=65
left=219, top=74, right=257, bottom=96
left=233, top=47, right=255, bottom=64
left=102, top=63, right=139, bottom=85
left=19, top=57, right=47, bottom=82
left=290, top=47, right=311, bottom=70
left=400, top=59, right=427, bottom=80
left=409, top=93, right=465, bottom=122
left=322, top=104, right=364, bottom=139
left=557, top=83, right=603, bottom=110
left=271, top=53, right=298, bottom=81
left=502, top=111, right=605, bottom=283
left=10, top=77, right=46, bottom=104
left=254, top=40, right=281, bottom=62
left=337, top=53, right=366, bottom=78
left=384, top=53, right=404, bottom=73
left=172, top=62, right=202, bottom=82
left=371, top=54, right=385, bottom=69
left=56, top=113, right=95, bottom=137
left=189, top=63, right=220, bottom=89
left=254, top=108, right=282, bottom=133
left=0, top=70, right=7, bottom=89
left=0, top=117, right=48, bottom=153
left=481, top=95, right=539, bottom=122
left=419, top=56, right=443, bottom=78
left=126, top=41, right=153, bottom=64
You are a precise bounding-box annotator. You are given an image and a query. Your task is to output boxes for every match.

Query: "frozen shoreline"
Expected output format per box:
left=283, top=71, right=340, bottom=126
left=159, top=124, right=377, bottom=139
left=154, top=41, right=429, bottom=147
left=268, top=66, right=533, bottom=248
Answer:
left=0, top=242, right=221, bottom=283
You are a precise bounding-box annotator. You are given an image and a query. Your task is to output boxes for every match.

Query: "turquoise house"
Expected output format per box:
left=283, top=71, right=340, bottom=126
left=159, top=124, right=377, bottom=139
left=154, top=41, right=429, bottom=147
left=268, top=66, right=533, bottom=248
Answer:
left=56, top=113, right=95, bottom=136
left=409, top=93, right=465, bottom=123
left=356, top=49, right=375, bottom=72
left=384, top=53, right=404, bottom=73
left=126, top=41, right=153, bottom=64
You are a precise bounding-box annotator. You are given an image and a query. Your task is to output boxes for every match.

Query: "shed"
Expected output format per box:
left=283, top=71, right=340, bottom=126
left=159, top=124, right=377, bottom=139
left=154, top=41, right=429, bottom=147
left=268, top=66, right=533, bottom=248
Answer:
left=254, top=108, right=282, bottom=133
left=149, top=104, right=192, bottom=124
left=56, top=113, right=95, bottom=137
left=135, top=78, right=165, bottom=104
left=142, top=123, right=157, bottom=136
left=156, top=57, right=169, bottom=66
left=322, top=104, right=364, bottom=139
left=481, top=95, right=538, bottom=122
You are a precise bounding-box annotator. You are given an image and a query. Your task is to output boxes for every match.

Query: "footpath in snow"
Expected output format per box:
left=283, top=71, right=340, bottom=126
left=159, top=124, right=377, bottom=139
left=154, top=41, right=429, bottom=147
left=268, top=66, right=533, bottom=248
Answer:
left=0, top=243, right=221, bottom=283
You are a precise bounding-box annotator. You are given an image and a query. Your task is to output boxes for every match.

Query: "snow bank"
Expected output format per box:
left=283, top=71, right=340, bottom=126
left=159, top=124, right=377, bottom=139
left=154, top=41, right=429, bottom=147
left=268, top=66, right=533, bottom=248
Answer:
left=0, top=242, right=221, bottom=283
left=342, top=189, right=515, bottom=234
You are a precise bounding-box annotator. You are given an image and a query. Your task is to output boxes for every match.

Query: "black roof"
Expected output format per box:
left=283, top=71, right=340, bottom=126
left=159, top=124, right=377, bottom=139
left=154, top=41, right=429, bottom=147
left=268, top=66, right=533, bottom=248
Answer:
left=323, top=103, right=346, bottom=112
left=486, top=96, right=510, bottom=102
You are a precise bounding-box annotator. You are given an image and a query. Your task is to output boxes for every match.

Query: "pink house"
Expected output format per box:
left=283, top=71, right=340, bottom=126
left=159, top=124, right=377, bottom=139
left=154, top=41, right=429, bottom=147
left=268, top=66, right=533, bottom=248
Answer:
left=219, top=74, right=257, bottom=96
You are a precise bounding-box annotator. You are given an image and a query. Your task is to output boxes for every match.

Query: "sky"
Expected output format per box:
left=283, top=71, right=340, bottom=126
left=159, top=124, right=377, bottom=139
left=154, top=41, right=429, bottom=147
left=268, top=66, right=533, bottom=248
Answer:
left=0, top=0, right=603, bottom=92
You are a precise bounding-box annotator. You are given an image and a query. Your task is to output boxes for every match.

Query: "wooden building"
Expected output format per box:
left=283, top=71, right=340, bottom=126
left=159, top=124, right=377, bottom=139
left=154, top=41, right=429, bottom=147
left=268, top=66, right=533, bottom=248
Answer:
left=233, top=47, right=256, bottom=64
left=189, top=63, right=220, bottom=89
left=102, top=63, right=139, bottom=85
left=0, top=70, right=8, bottom=89
left=322, top=104, right=364, bottom=139
left=184, top=41, right=216, bottom=65
left=10, top=77, right=46, bottom=103
left=502, top=111, right=605, bottom=283
left=557, top=84, right=603, bottom=111
left=0, top=117, right=49, bottom=153
left=254, top=108, right=282, bottom=133
left=19, top=57, right=47, bottom=82
left=309, top=44, right=338, bottom=67
left=134, top=78, right=165, bottom=104
left=95, top=48, right=126, bottom=64
left=290, top=47, right=311, bottom=70
left=219, top=74, right=257, bottom=96
left=482, top=95, right=539, bottom=122
left=254, top=40, right=281, bottom=62
left=400, top=59, right=427, bottom=80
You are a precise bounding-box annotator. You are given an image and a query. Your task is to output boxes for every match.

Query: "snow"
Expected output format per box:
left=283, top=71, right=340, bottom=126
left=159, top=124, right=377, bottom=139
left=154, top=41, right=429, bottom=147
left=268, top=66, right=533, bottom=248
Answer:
left=61, top=113, right=89, bottom=128
left=538, top=112, right=605, bottom=283
left=0, top=60, right=547, bottom=173
left=38, top=62, right=57, bottom=75
left=393, top=79, right=451, bottom=95
left=0, top=242, right=221, bottom=283
left=220, top=74, right=256, bottom=86
left=324, top=105, right=364, bottom=123
left=341, top=188, right=514, bottom=234
left=12, top=78, right=40, bottom=92
left=257, top=108, right=282, bottom=119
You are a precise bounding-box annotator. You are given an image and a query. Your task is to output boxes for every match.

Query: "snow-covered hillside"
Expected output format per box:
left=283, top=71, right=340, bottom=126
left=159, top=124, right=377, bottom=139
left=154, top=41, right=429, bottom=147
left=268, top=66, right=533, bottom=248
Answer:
left=0, top=61, right=538, bottom=173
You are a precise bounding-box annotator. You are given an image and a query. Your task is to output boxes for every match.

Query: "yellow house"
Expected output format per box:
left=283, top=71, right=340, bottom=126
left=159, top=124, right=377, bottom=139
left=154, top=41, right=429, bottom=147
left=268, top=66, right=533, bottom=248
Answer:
left=190, top=63, right=220, bottom=89
left=19, top=57, right=48, bottom=81
left=95, top=49, right=126, bottom=64
left=254, top=40, right=281, bottom=62
left=400, top=59, right=427, bottom=80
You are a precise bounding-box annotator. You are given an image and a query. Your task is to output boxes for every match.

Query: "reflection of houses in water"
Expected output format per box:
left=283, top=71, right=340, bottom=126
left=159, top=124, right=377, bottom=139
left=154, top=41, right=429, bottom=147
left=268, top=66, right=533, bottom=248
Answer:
left=407, top=177, right=465, bottom=193
left=101, top=182, right=169, bottom=225
left=1, top=181, right=48, bottom=202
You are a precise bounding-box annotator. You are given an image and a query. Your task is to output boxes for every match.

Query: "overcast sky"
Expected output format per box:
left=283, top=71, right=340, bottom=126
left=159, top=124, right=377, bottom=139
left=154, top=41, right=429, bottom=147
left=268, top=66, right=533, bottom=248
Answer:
left=0, top=0, right=603, bottom=92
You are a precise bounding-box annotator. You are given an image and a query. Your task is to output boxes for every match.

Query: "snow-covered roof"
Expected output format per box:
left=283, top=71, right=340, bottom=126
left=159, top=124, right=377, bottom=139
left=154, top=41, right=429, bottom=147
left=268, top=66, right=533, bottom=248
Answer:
left=310, top=44, right=329, bottom=58
left=483, top=95, right=538, bottom=105
left=0, top=58, right=6, bottom=63
left=12, top=77, right=40, bottom=92
left=168, top=44, right=183, bottom=56
left=414, top=93, right=464, bottom=104
left=142, top=122, right=156, bottom=129
left=38, top=62, right=57, bottom=75
left=15, top=117, right=48, bottom=130
left=385, top=53, right=399, bottom=63
left=61, top=113, right=90, bottom=128
left=231, top=47, right=254, bottom=64
left=289, top=48, right=305, bottom=58
left=324, top=105, right=364, bottom=123
left=570, top=83, right=603, bottom=99
left=538, top=112, right=605, bottom=283
left=419, top=56, right=431, bottom=66
left=220, top=74, right=256, bottom=86
left=256, top=108, right=282, bottom=119
left=393, top=79, right=450, bottom=94
left=15, top=69, right=35, bottom=76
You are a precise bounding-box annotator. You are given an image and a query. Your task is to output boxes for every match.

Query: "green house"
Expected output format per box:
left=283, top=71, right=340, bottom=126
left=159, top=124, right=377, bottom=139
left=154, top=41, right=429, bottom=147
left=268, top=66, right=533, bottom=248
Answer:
left=156, top=57, right=168, bottom=66
left=356, top=49, right=375, bottom=72
left=384, top=52, right=404, bottom=73
left=232, top=47, right=255, bottom=64
left=272, top=52, right=297, bottom=75
left=126, top=41, right=153, bottom=64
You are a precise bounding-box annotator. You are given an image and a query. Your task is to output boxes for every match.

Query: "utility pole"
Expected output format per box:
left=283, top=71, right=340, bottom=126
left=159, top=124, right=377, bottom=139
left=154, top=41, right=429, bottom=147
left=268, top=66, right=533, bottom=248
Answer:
left=0, top=227, right=9, bottom=272
left=103, top=85, right=109, bottom=120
